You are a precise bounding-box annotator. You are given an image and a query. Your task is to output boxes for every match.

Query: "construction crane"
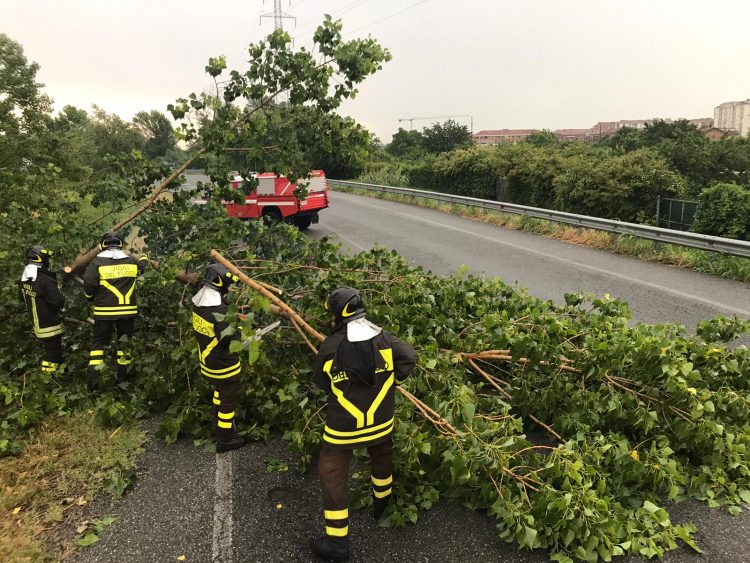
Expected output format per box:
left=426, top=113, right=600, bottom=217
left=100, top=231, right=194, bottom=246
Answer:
left=398, top=114, right=473, bottom=133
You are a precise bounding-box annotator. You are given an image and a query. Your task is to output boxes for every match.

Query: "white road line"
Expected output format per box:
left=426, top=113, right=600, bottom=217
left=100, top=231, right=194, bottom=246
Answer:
left=213, top=452, right=234, bottom=563
left=391, top=210, right=750, bottom=317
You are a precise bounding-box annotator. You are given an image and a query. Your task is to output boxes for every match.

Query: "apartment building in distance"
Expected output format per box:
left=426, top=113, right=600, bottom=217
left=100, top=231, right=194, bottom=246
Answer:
left=472, top=114, right=719, bottom=146
left=553, top=129, right=591, bottom=142
left=472, top=129, right=539, bottom=145
left=714, top=99, right=750, bottom=136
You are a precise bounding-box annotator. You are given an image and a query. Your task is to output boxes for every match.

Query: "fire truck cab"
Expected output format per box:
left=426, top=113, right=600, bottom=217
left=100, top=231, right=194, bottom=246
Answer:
left=223, top=170, right=329, bottom=229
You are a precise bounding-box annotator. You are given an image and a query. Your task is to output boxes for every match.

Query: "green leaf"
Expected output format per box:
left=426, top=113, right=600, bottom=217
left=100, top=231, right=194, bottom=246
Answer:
left=521, top=525, right=537, bottom=548
left=642, top=500, right=660, bottom=514
left=77, top=532, right=100, bottom=547
left=247, top=338, right=261, bottom=366
left=461, top=403, right=475, bottom=422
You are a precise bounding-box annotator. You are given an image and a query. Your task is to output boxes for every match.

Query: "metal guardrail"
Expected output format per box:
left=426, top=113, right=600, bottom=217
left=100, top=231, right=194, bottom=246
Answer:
left=328, top=180, right=750, bottom=259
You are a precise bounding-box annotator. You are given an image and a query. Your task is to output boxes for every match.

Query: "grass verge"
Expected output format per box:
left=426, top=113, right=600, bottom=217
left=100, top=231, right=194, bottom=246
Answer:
left=0, top=412, right=145, bottom=562
left=333, top=186, right=750, bottom=283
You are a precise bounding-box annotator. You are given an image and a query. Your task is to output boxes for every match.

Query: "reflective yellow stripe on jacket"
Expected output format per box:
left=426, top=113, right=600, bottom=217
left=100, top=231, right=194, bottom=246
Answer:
left=322, top=352, right=395, bottom=445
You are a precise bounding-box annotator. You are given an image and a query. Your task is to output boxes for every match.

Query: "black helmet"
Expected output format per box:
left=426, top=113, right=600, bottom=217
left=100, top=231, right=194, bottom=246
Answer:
left=203, top=264, right=239, bottom=294
left=100, top=231, right=123, bottom=250
left=326, top=287, right=365, bottom=324
left=26, top=245, right=52, bottom=269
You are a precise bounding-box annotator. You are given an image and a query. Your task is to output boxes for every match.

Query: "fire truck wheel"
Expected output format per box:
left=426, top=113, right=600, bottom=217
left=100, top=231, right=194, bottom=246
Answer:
left=262, top=208, right=282, bottom=224
left=292, top=216, right=313, bottom=230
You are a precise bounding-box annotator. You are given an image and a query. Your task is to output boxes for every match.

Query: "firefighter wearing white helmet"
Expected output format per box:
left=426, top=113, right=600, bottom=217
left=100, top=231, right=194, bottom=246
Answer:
left=192, top=264, right=245, bottom=453
left=82, top=232, right=148, bottom=390
left=19, top=245, right=66, bottom=373
left=311, top=287, right=418, bottom=561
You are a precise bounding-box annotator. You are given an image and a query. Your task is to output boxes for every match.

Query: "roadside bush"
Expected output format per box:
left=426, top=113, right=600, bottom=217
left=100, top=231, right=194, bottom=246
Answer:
left=393, top=143, right=685, bottom=223
left=692, top=183, right=750, bottom=240
left=554, top=149, right=685, bottom=222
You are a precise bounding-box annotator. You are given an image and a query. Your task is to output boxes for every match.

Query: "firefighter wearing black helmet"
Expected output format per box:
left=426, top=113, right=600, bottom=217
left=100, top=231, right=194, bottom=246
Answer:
left=192, top=263, right=245, bottom=453
left=82, top=232, right=148, bottom=389
left=311, top=287, right=417, bottom=561
left=19, top=245, right=66, bottom=373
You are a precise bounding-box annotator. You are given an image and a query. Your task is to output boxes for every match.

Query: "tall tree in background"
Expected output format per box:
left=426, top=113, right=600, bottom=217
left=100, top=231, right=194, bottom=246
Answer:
left=387, top=127, right=425, bottom=158
left=421, top=119, right=471, bottom=154
left=133, top=110, right=177, bottom=160
left=0, top=33, right=53, bottom=200
left=526, top=130, right=558, bottom=147
left=87, top=106, right=145, bottom=166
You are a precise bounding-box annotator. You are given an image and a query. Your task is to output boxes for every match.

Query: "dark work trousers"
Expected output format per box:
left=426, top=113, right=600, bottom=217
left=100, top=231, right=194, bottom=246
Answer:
left=207, top=374, right=240, bottom=442
left=318, top=438, right=394, bottom=540
left=40, top=334, right=64, bottom=372
left=88, top=318, right=135, bottom=383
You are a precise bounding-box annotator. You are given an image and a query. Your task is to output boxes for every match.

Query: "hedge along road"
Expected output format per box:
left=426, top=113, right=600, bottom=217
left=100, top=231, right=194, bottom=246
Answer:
left=310, top=190, right=750, bottom=328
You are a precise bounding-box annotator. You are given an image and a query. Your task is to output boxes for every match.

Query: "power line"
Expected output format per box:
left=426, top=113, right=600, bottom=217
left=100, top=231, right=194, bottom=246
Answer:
left=345, top=0, right=431, bottom=35
left=293, top=0, right=369, bottom=40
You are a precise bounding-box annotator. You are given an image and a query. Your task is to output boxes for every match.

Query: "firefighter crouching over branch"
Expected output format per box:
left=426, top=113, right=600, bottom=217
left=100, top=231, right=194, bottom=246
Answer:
left=83, top=232, right=148, bottom=390
left=192, top=264, right=246, bottom=453
left=19, top=245, right=66, bottom=374
left=311, top=287, right=418, bottom=561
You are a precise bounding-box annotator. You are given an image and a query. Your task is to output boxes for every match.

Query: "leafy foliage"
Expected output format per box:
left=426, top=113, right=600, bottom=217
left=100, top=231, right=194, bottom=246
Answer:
left=691, top=183, right=750, bottom=240
left=132, top=110, right=178, bottom=161
left=377, top=119, right=750, bottom=232
left=387, top=128, right=425, bottom=159
left=421, top=119, right=472, bottom=154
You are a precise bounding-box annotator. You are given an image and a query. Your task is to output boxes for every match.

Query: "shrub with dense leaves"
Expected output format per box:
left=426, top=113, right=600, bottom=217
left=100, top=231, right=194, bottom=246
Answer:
left=692, top=182, right=750, bottom=240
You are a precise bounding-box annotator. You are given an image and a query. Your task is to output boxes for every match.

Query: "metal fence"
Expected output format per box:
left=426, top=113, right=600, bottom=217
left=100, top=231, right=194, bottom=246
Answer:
left=328, top=179, right=750, bottom=259
left=657, top=197, right=698, bottom=232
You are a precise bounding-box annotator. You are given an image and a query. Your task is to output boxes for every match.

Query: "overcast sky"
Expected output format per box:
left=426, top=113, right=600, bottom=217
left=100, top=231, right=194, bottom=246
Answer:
left=5, top=0, right=750, bottom=140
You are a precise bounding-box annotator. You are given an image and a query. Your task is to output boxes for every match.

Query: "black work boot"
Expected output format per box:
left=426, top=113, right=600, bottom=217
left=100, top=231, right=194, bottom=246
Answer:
left=86, top=370, right=99, bottom=392
left=216, top=429, right=245, bottom=453
left=116, top=365, right=130, bottom=384
left=311, top=535, right=350, bottom=561
left=217, top=436, right=245, bottom=453
left=373, top=494, right=391, bottom=520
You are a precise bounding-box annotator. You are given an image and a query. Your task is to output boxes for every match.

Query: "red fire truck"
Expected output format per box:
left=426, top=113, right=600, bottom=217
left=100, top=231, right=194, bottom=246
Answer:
left=201, top=170, right=329, bottom=229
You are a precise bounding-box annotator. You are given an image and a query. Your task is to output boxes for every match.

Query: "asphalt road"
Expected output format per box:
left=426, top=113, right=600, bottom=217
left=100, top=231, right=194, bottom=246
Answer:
left=73, top=187, right=750, bottom=562
left=309, top=191, right=750, bottom=327
left=73, top=428, right=750, bottom=563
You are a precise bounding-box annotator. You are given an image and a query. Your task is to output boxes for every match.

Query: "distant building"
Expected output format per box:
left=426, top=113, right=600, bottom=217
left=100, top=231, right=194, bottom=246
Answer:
left=589, top=118, right=671, bottom=140
left=472, top=129, right=539, bottom=145
left=688, top=117, right=713, bottom=129
left=701, top=127, right=726, bottom=141
left=553, top=128, right=591, bottom=142
left=714, top=99, right=750, bottom=136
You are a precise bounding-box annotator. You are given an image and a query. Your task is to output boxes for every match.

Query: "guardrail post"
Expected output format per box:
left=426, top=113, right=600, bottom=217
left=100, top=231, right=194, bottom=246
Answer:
left=655, top=195, right=661, bottom=228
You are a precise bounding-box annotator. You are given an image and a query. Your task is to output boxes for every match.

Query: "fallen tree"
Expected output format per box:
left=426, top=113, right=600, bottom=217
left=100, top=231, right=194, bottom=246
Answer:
left=192, top=246, right=748, bottom=562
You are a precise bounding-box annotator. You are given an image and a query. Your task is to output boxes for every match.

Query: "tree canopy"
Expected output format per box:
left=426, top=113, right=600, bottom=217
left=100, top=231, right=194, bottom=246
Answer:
left=421, top=119, right=472, bottom=154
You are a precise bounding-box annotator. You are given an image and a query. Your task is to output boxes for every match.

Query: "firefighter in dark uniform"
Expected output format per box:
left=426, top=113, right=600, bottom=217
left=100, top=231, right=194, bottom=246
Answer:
left=19, top=245, right=66, bottom=373
left=83, top=232, right=148, bottom=388
left=192, top=263, right=246, bottom=453
left=311, top=287, right=418, bottom=560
